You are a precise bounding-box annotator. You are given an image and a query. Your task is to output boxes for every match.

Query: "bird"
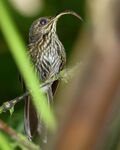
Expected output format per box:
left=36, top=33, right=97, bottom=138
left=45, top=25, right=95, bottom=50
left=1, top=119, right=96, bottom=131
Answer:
left=24, top=10, right=82, bottom=143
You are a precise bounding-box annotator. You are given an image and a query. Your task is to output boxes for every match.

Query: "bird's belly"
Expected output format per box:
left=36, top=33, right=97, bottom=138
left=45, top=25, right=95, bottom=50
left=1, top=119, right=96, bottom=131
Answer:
left=38, top=49, right=62, bottom=81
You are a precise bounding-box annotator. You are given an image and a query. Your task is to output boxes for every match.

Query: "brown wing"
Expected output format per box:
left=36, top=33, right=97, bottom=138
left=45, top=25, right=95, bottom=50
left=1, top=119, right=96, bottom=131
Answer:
left=52, top=80, right=59, bottom=95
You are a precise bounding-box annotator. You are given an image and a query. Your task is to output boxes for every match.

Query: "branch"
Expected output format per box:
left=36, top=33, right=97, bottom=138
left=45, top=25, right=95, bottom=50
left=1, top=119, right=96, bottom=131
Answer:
left=0, top=119, right=40, bottom=150
left=0, top=64, right=80, bottom=114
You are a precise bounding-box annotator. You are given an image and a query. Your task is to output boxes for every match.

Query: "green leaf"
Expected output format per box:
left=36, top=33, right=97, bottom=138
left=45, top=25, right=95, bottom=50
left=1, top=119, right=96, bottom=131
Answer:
left=10, top=106, right=14, bottom=116
left=0, top=132, right=13, bottom=150
left=0, top=0, right=57, bottom=130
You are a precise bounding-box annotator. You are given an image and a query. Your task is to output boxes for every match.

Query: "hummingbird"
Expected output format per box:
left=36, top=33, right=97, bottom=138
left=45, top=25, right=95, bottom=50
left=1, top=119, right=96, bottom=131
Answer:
left=24, top=10, right=82, bottom=143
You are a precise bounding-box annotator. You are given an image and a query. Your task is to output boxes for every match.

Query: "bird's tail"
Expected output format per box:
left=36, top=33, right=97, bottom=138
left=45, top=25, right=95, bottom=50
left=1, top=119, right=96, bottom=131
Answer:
left=24, top=87, right=53, bottom=143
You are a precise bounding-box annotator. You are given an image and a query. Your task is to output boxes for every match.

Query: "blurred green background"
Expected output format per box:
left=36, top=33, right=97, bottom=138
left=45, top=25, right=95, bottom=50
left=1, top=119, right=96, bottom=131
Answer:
left=1, top=1, right=120, bottom=150
left=0, top=0, right=85, bottom=133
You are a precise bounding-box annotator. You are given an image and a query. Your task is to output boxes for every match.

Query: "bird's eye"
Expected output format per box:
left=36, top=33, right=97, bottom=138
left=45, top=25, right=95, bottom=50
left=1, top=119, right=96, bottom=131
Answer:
left=39, top=18, right=47, bottom=25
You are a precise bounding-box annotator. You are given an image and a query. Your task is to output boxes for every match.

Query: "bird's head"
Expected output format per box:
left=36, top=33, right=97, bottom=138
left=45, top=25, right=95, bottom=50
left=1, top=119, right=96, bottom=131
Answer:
left=29, top=10, right=83, bottom=43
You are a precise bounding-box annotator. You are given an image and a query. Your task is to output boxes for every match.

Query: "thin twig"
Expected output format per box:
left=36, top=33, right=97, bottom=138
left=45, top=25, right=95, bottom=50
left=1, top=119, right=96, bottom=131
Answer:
left=0, top=119, right=40, bottom=150
left=0, top=65, right=80, bottom=114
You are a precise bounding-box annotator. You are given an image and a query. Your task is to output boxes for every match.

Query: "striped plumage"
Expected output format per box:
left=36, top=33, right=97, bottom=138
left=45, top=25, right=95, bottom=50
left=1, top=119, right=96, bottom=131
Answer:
left=29, top=25, right=66, bottom=81
left=25, top=15, right=66, bottom=143
left=24, top=11, right=82, bottom=143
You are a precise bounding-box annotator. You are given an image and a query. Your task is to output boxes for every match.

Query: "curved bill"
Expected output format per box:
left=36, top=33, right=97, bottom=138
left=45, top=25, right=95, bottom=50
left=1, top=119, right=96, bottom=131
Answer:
left=53, top=10, right=83, bottom=22
left=46, top=10, right=83, bottom=30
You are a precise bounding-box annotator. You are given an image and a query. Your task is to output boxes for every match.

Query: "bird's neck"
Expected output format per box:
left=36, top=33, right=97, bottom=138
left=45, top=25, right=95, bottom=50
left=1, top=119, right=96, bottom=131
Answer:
left=28, top=30, right=61, bottom=53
